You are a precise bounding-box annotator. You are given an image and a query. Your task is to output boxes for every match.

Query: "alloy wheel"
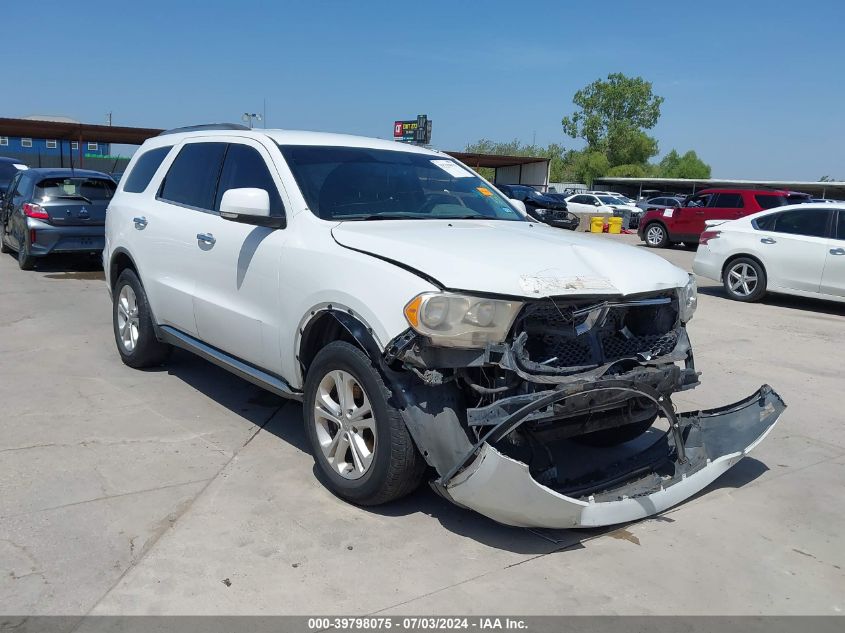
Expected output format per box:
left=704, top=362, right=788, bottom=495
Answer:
left=727, top=263, right=758, bottom=297
left=313, top=370, right=377, bottom=480
left=646, top=225, right=665, bottom=246
left=116, top=285, right=140, bottom=353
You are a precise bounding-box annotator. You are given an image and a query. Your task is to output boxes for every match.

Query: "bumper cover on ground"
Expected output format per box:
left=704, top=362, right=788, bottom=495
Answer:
left=441, top=386, right=785, bottom=528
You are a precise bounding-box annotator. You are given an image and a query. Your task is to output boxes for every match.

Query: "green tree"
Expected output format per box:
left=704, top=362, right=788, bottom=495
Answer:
left=657, top=150, right=711, bottom=178
left=561, top=72, right=663, bottom=165
left=567, top=150, right=610, bottom=187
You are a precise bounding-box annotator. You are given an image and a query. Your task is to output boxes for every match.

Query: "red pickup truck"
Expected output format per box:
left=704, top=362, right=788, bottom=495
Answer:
left=638, top=188, right=792, bottom=248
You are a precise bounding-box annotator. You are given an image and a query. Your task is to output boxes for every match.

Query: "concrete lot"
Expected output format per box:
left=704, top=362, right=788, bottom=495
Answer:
left=1, top=234, right=843, bottom=615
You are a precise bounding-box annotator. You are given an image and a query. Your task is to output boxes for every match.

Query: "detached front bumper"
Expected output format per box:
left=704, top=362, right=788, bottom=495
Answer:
left=438, top=386, right=784, bottom=528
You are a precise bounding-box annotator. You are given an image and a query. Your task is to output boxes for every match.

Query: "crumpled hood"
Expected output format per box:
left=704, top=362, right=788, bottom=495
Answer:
left=331, top=219, right=689, bottom=298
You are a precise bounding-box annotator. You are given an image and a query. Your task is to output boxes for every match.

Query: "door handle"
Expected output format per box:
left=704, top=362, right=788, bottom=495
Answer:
left=760, top=237, right=776, bottom=244
left=695, top=211, right=705, bottom=215
left=196, top=232, right=216, bottom=246
left=830, top=247, right=845, bottom=256
left=133, top=216, right=147, bottom=229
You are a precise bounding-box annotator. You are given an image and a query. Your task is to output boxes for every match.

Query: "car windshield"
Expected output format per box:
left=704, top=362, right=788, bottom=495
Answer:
left=279, top=145, right=525, bottom=221
left=35, top=177, right=116, bottom=201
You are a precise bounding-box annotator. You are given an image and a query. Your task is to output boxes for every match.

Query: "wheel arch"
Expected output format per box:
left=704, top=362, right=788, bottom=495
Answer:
left=297, top=308, right=384, bottom=384
left=109, top=248, right=139, bottom=291
left=721, top=253, right=767, bottom=283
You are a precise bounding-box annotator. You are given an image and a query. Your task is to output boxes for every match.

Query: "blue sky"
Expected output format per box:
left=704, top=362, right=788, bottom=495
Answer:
left=2, top=0, right=843, bottom=179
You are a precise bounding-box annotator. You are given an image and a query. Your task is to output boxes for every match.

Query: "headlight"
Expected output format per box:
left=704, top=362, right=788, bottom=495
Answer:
left=403, top=292, right=523, bottom=348
left=678, top=274, right=698, bottom=322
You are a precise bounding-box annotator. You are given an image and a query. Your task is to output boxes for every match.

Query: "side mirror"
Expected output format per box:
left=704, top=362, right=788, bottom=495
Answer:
left=594, top=201, right=602, bottom=206
left=219, top=188, right=284, bottom=228
left=509, top=198, right=527, bottom=214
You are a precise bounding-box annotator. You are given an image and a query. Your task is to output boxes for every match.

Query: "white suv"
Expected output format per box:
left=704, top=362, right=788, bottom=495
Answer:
left=104, top=125, right=784, bottom=528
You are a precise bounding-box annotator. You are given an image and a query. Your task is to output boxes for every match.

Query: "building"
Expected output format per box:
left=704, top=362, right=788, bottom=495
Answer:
left=0, top=115, right=111, bottom=166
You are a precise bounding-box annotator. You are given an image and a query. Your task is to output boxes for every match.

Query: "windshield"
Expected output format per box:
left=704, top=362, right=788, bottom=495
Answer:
left=279, top=145, right=525, bottom=221
left=598, top=196, right=625, bottom=205
left=35, top=177, right=116, bottom=201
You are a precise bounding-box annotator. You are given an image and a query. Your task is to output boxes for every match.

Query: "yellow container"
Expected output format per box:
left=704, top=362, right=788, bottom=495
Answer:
left=590, top=216, right=605, bottom=233
left=608, top=216, right=623, bottom=234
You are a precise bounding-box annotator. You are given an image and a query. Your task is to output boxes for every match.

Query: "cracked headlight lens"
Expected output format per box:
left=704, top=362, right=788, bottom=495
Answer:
left=404, top=292, right=523, bottom=348
left=678, top=274, right=698, bottom=323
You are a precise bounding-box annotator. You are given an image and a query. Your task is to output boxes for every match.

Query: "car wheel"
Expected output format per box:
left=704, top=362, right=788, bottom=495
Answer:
left=574, top=414, right=657, bottom=447
left=644, top=223, right=669, bottom=248
left=17, top=233, right=36, bottom=270
left=0, top=223, right=9, bottom=254
left=723, top=257, right=767, bottom=302
left=304, top=340, right=426, bottom=506
left=113, top=269, right=171, bottom=368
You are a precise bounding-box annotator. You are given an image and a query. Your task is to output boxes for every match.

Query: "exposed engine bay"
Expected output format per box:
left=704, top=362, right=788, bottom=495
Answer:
left=383, top=291, right=785, bottom=528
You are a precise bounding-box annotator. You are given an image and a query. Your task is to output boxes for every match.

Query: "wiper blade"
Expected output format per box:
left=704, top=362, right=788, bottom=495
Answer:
left=339, top=213, right=420, bottom=221
left=54, top=194, right=94, bottom=204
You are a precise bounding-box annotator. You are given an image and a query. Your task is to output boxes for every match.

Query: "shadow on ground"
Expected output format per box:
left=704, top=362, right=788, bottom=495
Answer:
left=698, top=285, right=845, bottom=316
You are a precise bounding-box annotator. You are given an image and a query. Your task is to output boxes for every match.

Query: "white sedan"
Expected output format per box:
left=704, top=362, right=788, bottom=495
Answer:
left=693, top=204, right=845, bottom=303
left=565, top=193, right=642, bottom=228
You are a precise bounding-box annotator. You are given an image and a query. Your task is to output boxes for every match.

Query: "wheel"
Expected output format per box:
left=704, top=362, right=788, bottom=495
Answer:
left=17, top=233, right=35, bottom=270
left=0, top=223, right=9, bottom=254
left=644, top=222, right=669, bottom=248
left=723, top=257, right=767, bottom=302
left=304, top=341, right=426, bottom=505
left=574, top=414, right=657, bottom=447
left=112, top=269, right=171, bottom=368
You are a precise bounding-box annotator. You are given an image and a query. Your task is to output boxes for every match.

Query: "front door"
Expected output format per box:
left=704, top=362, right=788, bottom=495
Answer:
left=820, top=209, right=845, bottom=297
left=191, top=140, right=289, bottom=374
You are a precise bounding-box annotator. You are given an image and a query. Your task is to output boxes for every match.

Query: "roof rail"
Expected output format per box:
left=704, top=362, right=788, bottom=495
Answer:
left=158, top=123, right=251, bottom=136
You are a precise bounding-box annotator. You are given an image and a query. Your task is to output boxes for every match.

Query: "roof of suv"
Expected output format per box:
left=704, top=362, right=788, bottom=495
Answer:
left=696, top=187, right=789, bottom=195
left=142, top=128, right=444, bottom=157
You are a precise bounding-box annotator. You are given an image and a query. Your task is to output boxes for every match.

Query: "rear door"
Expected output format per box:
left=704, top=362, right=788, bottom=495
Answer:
left=820, top=210, right=845, bottom=297
left=35, top=176, right=115, bottom=226
left=756, top=207, right=832, bottom=293
left=140, top=140, right=228, bottom=336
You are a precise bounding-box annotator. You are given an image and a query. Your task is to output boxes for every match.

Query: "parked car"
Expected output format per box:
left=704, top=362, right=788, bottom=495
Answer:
left=496, top=184, right=579, bottom=230
left=638, top=188, right=792, bottom=248
left=0, top=157, right=28, bottom=197
left=0, top=168, right=116, bottom=269
left=565, top=192, right=642, bottom=228
left=693, top=204, right=845, bottom=303
left=591, top=190, right=636, bottom=205
left=103, top=125, right=783, bottom=529
left=636, top=196, right=684, bottom=212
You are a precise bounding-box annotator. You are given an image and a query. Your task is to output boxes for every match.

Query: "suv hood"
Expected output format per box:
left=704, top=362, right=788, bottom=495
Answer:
left=332, top=219, right=688, bottom=297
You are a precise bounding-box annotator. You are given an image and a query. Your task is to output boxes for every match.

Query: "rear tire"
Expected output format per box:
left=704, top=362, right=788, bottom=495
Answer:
left=112, top=269, right=171, bottom=368
left=574, top=414, right=657, bottom=447
left=17, top=235, right=35, bottom=270
left=723, top=257, right=767, bottom=302
left=304, top=341, right=426, bottom=506
left=644, top=222, right=669, bottom=248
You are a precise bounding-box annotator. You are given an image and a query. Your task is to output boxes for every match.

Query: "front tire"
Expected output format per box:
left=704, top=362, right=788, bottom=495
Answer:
left=723, top=257, right=767, bottom=302
left=112, top=269, right=171, bottom=368
left=644, top=222, right=669, bottom=248
left=304, top=341, right=426, bottom=506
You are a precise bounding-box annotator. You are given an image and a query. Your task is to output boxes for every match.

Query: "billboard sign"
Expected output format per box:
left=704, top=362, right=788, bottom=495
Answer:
left=393, top=114, right=431, bottom=144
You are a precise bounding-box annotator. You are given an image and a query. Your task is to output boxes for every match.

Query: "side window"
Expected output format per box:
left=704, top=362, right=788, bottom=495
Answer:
left=214, top=144, right=284, bottom=216
left=571, top=195, right=587, bottom=204
left=710, top=193, right=744, bottom=208
left=837, top=211, right=845, bottom=241
left=685, top=194, right=710, bottom=207
left=158, top=142, right=227, bottom=211
left=769, top=208, right=830, bottom=238
left=755, top=194, right=786, bottom=210
left=123, top=146, right=173, bottom=193
left=753, top=213, right=777, bottom=231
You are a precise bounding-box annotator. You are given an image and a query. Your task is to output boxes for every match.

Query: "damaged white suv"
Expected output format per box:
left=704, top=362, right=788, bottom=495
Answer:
left=104, top=125, right=785, bottom=528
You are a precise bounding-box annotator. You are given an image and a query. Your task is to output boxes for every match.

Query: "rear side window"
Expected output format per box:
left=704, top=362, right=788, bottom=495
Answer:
left=756, top=208, right=830, bottom=238
left=123, top=146, right=173, bottom=193
left=710, top=193, right=744, bottom=208
left=755, top=194, right=786, bottom=210
left=158, top=143, right=227, bottom=211
left=214, top=144, right=284, bottom=216
left=35, top=177, right=115, bottom=201
left=837, top=211, right=845, bottom=240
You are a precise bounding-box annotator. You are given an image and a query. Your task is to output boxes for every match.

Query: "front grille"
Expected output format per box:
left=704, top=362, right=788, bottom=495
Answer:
left=517, top=295, right=679, bottom=370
